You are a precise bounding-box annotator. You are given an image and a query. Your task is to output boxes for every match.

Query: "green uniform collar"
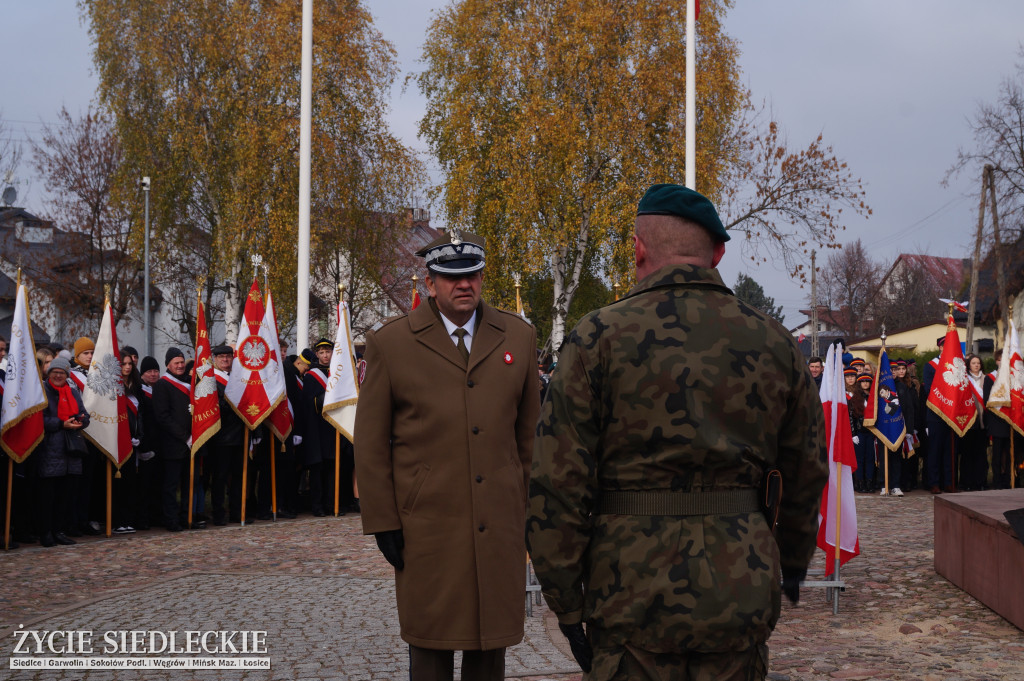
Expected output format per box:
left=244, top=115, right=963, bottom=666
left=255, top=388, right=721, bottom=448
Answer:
left=623, top=264, right=733, bottom=301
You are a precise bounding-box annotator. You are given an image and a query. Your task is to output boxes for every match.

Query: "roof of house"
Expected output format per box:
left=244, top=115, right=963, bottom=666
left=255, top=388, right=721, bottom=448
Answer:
left=881, top=253, right=969, bottom=296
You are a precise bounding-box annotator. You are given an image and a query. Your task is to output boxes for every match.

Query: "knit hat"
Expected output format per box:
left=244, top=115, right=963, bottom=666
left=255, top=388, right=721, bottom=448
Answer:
left=165, top=347, right=185, bottom=366
left=121, top=345, right=139, bottom=358
left=48, top=356, right=72, bottom=376
left=139, top=356, right=159, bottom=374
left=73, top=337, right=95, bottom=359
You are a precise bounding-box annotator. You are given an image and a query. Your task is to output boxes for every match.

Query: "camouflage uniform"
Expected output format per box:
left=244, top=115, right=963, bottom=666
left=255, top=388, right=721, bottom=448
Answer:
left=526, top=264, right=827, bottom=680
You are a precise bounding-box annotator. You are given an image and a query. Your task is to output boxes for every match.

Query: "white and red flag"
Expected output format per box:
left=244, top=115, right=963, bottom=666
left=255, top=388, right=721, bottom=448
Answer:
left=987, top=319, right=1024, bottom=436
left=816, top=342, right=859, bottom=576
left=225, top=279, right=286, bottom=429
left=926, top=315, right=978, bottom=436
left=1, top=283, right=46, bottom=463
left=190, top=298, right=220, bottom=455
left=264, top=291, right=293, bottom=441
left=82, top=299, right=133, bottom=469
left=322, top=300, right=358, bottom=442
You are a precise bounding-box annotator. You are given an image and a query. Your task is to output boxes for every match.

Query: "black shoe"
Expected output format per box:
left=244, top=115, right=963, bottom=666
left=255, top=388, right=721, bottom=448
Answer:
left=40, top=533, right=56, bottom=548
left=166, top=524, right=183, bottom=532
left=189, top=521, right=207, bottom=530
left=54, top=533, right=77, bottom=545
left=276, top=510, right=297, bottom=519
left=82, top=523, right=102, bottom=536
left=312, top=509, right=326, bottom=517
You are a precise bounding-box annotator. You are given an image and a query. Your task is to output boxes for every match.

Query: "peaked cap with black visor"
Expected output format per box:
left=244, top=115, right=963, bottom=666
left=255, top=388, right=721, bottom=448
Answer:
left=415, top=228, right=486, bottom=275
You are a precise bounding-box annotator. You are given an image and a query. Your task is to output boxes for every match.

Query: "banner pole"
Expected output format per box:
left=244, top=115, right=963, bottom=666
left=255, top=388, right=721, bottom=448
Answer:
left=271, top=440, right=278, bottom=521
left=188, top=453, right=195, bottom=530
left=241, top=429, right=250, bottom=527
left=106, top=459, right=112, bottom=537
left=4, top=456, right=12, bottom=548
left=1012, top=436, right=1016, bottom=489
left=884, top=446, right=890, bottom=495
left=833, top=460, right=843, bottom=612
left=950, top=431, right=956, bottom=492
left=334, top=430, right=340, bottom=517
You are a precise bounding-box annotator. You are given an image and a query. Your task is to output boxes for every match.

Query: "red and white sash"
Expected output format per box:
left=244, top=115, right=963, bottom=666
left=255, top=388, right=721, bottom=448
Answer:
left=308, top=368, right=328, bottom=390
left=161, top=373, right=191, bottom=397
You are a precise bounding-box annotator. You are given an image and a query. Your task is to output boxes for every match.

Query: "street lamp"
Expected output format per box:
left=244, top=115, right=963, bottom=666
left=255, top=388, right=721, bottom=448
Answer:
left=141, top=176, right=151, bottom=357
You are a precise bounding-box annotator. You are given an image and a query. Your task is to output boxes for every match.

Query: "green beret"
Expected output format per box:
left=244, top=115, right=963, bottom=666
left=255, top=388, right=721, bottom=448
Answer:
left=636, top=183, right=730, bottom=242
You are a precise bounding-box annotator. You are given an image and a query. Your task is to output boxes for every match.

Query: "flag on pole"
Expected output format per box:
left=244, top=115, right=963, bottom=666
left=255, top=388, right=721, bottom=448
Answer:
left=926, top=315, right=978, bottom=436
left=411, top=288, right=421, bottom=310
left=816, top=342, right=859, bottom=576
left=322, top=300, right=358, bottom=441
left=1, top=283, right=46, bottom=463
left=225, top=279, right=287, bottom=429
left=988, top=319, right=1024, bottom=436
left=190, top=298, right=220, bottom=455
left=264, top=291, right=293, bottom=441
left=864, top=349, right=907, bottom=450
left=82, top=299, right=133, bottom=468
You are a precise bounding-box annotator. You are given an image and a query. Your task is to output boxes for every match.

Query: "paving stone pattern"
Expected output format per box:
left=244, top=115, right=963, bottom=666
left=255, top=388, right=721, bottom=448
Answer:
left=1, top=490, right=1022, bottom=680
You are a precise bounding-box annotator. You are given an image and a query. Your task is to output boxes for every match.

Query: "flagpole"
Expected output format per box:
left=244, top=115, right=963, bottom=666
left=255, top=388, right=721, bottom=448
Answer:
left=334, top=430, right=341, bottom=517
left=833, top=343, right=843, bottom=614
left=684, top=0, right=696, bottom=189
left=881, top=331, right=890, bottom=496
left=3, top=456, right=11, bottom=548
left=241, top=428, right=250, bottom=527
left=411, top=275, right=418, bottom=309
left=295, top=0, right=313, bottom=352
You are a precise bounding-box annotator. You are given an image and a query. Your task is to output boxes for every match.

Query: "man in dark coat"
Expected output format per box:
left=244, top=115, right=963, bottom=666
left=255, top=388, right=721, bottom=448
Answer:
left=923, top=340, right=956, bottom=493
left=355, top=230, right=540, bottom=681
left=152, top=347, right=195, bottom=531
left=302, top=339, right=345, bottom=516
left=276, top=350, right=312, bottom=517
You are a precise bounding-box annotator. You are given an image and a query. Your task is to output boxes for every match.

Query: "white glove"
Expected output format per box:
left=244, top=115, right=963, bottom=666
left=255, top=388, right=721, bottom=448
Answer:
left=852, top=435, right=860, bottom=445
left=252, top=437, right=263, bottom=446
left=139, top=451, right=156, bottom=462
left=131, top=438, right=140, bottom=447
left=186, top=436, right=193, bottom=448
left=925, top=428, right=929, bottom=437
left=292, top=435, right=303, bottom=446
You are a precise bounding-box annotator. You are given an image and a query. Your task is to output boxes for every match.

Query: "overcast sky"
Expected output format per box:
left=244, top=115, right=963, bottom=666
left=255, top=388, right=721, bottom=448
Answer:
left=4, top=1, right=1023, bottom=326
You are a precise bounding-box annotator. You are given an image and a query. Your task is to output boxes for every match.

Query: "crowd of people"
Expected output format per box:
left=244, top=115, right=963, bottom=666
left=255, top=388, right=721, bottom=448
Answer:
left=1, top=335, right=359, bottom=550
left=806, top=346, right=1020, bottom=497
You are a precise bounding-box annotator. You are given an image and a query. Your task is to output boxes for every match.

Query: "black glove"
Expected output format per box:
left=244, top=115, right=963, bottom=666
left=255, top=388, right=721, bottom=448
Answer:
left=374, top=529, right=405, bottom=571
left=782, top=567, right=806, bottom=605
left=558, top=622, right=592, bottom=673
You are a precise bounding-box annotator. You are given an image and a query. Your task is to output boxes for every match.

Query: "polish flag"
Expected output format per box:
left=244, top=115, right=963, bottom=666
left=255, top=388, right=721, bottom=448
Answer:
left=322, top=300, right=359, bottom=442
left=0, top=283, right=46, bottom=463
left=926, top=315, right=978, bottom=436
left=816, top=342, right=860, bottom=575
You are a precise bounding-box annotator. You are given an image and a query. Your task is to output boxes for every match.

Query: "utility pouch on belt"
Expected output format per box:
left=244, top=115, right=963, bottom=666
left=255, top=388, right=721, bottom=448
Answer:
left=761, top=468, right=782, bottom=532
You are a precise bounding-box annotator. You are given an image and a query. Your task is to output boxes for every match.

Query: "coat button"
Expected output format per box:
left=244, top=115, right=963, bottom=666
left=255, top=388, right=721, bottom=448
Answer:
left=467, top=379, right=474, bottom=388
left=472, top=426, right=479, bottom=434
left=476, top=475, right=483, bottom=483
left=478, top=524, right=485, bottom=532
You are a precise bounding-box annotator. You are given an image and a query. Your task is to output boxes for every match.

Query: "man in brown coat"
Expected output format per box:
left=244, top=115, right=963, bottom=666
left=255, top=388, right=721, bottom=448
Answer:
left=354, top=229, right=540, bottom=681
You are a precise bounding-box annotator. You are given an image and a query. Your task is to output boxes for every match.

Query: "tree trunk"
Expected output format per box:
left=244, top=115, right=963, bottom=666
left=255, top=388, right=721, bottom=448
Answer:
left=547, top=213, right=591, bottom=359
left=224, top=259, right=242, bottom=345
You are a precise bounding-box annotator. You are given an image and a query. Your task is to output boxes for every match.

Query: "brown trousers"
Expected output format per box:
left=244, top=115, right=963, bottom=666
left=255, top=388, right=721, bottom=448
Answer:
left=408, top=645, right=505, bottom=681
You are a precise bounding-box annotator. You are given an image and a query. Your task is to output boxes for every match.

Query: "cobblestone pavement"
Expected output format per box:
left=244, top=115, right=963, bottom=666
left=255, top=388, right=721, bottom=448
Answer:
left=2, top=489, right=1023, bottom=680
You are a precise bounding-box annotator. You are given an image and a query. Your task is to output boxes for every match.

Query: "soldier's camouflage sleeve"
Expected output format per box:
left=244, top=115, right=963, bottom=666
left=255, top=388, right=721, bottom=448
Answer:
left=774, top=343, right=828, bottom=574
left=526, top=330, right=598, bottom=626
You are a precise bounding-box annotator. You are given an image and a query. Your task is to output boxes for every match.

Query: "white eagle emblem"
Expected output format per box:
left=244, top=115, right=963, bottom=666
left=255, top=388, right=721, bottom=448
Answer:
left=1012, top=358, right=1024, bottom=392
left=942, top=357, right=968, bottom=388
left=238, top=335, right=271, bottom=371
left=86, top=353, right=124, bottom=401
left=193, top=358, right=217, bottom=400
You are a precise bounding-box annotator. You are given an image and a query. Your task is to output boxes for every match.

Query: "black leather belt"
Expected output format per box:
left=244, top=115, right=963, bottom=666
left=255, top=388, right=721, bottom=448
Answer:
left=598, top=490, right=761, bottom=516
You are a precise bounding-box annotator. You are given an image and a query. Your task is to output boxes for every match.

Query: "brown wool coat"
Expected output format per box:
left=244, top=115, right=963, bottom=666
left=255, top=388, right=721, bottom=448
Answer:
left=354, top=300, right=540, bottom=650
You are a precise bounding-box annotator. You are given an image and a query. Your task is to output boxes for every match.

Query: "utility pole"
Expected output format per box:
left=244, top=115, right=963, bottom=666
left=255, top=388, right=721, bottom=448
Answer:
left=811, top=250, right=819, bottom=357
left=966, top=167, right=988, bottom=353
left=987, top=164, right=1010, bottom=338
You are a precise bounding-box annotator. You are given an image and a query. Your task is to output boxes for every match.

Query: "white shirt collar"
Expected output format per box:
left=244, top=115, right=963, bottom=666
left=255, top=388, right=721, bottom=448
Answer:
left=439, top=310, right=477, bottom=351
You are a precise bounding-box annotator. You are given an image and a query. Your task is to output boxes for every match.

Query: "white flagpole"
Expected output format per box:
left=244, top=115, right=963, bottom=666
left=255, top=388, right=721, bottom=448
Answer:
left=685, top=0, right=696, bottom=189
left=296, top=0, right=313, bottom=352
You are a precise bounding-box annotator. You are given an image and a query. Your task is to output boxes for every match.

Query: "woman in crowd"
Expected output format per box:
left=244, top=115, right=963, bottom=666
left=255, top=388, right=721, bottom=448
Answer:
left=35, top=357, right=90, bottom=547
left=847, top=368, right=874, bottom=492
left=959, top=353, right=989, bottom=490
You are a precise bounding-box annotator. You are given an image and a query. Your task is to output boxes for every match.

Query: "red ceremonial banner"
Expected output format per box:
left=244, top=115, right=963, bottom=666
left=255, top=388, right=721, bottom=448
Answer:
left=190, top=298, right=221, bottom=455
left=926, top=315, right=978, bottom=436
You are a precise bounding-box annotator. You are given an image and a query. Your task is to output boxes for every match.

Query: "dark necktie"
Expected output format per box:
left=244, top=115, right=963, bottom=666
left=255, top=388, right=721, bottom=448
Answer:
left=453, top=328, right=469, bottom=363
